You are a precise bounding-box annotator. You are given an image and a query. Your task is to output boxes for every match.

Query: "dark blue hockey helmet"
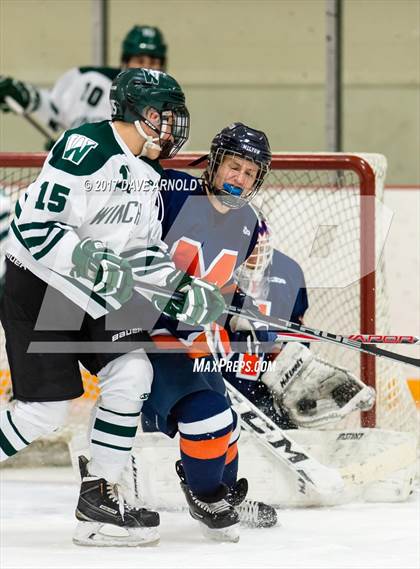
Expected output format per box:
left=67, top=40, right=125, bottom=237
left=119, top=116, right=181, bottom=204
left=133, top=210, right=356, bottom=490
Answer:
left=205, top=122, right=272, bottom=209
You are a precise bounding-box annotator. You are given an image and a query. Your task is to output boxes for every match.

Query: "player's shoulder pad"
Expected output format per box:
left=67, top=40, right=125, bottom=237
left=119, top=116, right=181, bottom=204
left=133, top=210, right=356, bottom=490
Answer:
left=48, top=121, right=124, bottom=176
left=78, top=66, right=121, bottom=81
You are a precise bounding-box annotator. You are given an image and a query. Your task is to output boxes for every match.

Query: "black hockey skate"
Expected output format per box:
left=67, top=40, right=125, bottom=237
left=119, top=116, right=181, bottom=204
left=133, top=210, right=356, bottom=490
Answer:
left=227, top=478, right=278, bottom=528
left=175, top=460, right=240, bottom=543
left=73, top=455, right=160, bottom=547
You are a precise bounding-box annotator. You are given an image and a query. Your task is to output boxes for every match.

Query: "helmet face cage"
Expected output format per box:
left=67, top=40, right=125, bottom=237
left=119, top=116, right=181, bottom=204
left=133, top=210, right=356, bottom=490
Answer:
left=159, top=106, right=190, bottom=158
left=234, top=213, right=273, bottom=298
left=205, top=148, right=270, bottom=209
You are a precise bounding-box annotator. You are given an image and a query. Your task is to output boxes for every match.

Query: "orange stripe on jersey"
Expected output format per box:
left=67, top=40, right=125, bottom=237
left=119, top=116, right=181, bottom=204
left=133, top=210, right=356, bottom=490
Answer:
left=180, top=432, right=231, bottom=460
left=151, top=335, right=186, bottom=350
left=220, top=283, right=238, bottom=296
left=225, top=442, right=238, bottom=465
left=151, top=334, right=212, bottom=357
left=188, top=325, right=232, bottom=359
left=188, top=332, right=212, bottom=358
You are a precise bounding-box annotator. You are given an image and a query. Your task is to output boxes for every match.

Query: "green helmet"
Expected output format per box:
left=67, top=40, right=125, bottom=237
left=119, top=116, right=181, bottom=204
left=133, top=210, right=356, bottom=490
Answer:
left=121, top=25, right=167, bottom=67
left=110, top=68, right=190, bottom=158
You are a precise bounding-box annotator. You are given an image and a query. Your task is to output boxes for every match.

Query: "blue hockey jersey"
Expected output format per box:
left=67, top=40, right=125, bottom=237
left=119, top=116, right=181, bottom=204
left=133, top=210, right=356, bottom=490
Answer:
left=150, top=168, right=260, bottom=347
left=160, top=169, right=259, bottom=287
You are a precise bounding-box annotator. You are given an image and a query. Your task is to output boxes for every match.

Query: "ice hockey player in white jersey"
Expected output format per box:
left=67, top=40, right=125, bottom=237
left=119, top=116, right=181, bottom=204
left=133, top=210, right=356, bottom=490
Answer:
left=0, top=68, right=226, bottom=547
left=0, top=25, right=167, bottom=139
left=0, top=191, right=10, bottom=293
left=230, top=208, right=375, bottom=430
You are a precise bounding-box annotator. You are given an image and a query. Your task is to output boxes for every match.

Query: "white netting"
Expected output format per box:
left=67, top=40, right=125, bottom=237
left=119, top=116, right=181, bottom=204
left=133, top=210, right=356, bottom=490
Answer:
left=252, top=154, right=417, bottom=434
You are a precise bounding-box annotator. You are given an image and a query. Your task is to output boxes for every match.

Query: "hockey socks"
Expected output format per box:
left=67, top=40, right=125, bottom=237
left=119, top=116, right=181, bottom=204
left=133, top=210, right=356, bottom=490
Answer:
left=88, top=404, right=141, bottom=482
left=173, top=390, right=233, bottom=497
left=222, top=409, right=241, bottom=488
left=88, top=351, right=152, bottom=482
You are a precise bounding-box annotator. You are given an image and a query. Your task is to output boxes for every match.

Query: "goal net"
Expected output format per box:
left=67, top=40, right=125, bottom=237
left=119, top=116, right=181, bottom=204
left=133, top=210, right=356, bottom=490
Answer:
left=0, top=152, right=417, bottom=466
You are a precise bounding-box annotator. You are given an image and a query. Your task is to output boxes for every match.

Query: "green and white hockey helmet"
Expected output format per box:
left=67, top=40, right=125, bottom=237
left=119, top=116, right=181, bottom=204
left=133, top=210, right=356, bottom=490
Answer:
left=121, top=25, right=167, bottom=67
left=110, top=68, right=189, bottom=158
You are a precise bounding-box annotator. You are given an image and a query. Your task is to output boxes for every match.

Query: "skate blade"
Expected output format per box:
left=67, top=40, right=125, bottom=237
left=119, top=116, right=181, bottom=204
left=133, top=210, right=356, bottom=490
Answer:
left=73, top=521, right=160, bottom=547
left=239, top=518, right=279, bottom=529
left=198, top=522, right=240, bottom=543
left=237, top=511, right=279, bottom=528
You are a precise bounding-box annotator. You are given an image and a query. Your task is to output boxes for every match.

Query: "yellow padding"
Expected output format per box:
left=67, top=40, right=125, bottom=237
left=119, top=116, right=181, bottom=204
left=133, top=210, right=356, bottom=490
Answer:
left=406, top=378, right=420, bottom=406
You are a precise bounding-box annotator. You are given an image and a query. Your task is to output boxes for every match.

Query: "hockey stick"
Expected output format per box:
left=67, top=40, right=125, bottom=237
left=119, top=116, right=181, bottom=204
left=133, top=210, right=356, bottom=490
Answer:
left=202, top=324, right=344, bottom=496
left=232, top=307, right=420, bottom=369
left=134, top=281, right=420, bottom=369
left=226, top=382, right=344, bottom=496
left=269, top=332, right=420, bottom=345
left=5, top=96, right=57, bottom=146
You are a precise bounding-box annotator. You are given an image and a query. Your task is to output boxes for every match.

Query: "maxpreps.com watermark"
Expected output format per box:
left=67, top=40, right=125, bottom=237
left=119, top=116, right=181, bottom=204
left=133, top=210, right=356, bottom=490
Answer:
left=193, top=357, right=276, bottom=374
left=84, top=177, right=200, bottom=193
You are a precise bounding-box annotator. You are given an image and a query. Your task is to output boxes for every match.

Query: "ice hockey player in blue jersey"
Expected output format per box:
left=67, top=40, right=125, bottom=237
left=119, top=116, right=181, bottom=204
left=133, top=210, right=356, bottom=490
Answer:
left=227, top=208, right=376, bottom=430
left=141, top=123, right=278, bottom=542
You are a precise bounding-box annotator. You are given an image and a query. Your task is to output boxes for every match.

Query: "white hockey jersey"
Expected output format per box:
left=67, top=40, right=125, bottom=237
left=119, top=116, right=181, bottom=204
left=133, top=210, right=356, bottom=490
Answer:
left=0, top=192, right=10, bottom=283
left=35, top=67, right=119, bottom=133
left=6, top=120, right=175, bottom=318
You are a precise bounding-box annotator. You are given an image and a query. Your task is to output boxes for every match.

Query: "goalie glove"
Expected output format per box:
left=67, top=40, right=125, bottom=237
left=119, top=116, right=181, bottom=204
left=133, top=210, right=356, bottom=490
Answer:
left=261, top=342, right=376, bottom=429
left=71, top=238, right=134, bottom=304
left=0, top=76, right=40, bottom=113
left=152, top=270, right=225, bottom=327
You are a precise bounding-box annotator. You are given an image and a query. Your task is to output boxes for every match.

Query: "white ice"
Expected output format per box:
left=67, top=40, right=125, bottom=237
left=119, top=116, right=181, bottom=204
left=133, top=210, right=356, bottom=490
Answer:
left=0, top=467, right=418, bottom=569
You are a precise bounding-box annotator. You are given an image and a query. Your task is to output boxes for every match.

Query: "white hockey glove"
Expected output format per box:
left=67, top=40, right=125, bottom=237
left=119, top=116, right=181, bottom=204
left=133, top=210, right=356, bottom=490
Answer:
left=261, top=342, right=376, bottom=429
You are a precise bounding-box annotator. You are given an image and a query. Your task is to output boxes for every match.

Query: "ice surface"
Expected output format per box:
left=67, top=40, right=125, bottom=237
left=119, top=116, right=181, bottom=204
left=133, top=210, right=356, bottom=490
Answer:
left=0, top=467, right=418, bottom=569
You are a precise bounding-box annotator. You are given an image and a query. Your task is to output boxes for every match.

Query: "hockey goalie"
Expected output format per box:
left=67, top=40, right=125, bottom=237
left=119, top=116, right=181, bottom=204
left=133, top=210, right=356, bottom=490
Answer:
left=225, top=207, right=376, bottom=430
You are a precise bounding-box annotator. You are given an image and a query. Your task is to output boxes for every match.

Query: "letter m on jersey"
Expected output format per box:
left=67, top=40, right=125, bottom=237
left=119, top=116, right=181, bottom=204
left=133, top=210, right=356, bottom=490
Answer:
left=63, top=134, right=98, bottom=165
left=171, top=237, right=238, bottom=287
